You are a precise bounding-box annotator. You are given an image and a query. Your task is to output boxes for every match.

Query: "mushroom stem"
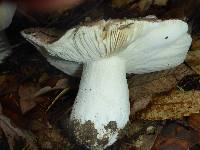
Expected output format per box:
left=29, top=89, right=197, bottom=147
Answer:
left=70, top=56, right=130, bottom=148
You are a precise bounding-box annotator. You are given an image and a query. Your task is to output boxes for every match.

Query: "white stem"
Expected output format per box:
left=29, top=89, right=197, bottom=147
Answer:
left=70, top=56, right=130, bottom=148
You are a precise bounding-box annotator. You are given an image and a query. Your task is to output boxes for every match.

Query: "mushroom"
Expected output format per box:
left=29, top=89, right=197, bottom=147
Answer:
left=21, top=18, right=192, bottom=149
left=0, top=1, right=16, bottom=63
left=0, top=1, right=16, bottom=30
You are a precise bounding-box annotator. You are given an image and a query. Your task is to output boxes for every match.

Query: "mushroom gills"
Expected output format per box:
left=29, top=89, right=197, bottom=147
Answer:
left=70, top=56, right=130, bottom=149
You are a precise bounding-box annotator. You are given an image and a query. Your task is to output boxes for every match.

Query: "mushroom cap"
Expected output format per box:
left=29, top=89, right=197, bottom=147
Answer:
left=22, top=18, right=191, bottom=75
left=0, top=1, right=16, bottom=30
left=45, top=54, right=82, bottom=76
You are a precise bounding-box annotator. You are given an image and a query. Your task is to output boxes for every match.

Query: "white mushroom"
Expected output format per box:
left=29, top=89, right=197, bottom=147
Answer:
left=21, top=18, right=192, bottom=149
left=0, top=1, right=16, bottom=30
left=0, top=1, right=16, bottom=63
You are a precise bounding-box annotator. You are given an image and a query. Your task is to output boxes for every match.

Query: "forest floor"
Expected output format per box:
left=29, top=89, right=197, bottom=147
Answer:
left=0, top=0, right=200, bottom=149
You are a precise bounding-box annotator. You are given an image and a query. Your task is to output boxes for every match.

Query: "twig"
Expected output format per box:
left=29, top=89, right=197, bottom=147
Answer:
left=46, top=88, right=70, bottom=112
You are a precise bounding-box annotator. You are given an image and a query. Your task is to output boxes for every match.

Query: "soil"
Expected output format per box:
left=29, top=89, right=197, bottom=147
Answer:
left=70, top=119, right=119, bottom=149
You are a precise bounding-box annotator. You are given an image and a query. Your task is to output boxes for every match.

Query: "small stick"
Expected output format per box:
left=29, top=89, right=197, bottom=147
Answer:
left=46, top=88, right=70, bottom=112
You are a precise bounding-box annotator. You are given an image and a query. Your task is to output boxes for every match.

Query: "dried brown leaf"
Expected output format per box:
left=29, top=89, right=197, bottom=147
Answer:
left=161, top=0, right=198, bottom=19
left=111, top=0, right=131, bottom=8
left=54, top=78, right=69, bottom=89
left=18, top=84, right=40, bottom=100
left=136, top=90, right=200, bottom=120
left=18, top=84, right=44, bottom=114
left=186, top=50, right=200, bottom=74
left=134, top=133, right=158, bottom=150
left=189, top=113, right=200, bottom=132
left=153, top=0, right=168, bottom=6
left=0, top=75, right=18, bottom=93
left=34, top=86, right=52, bottom=97
left=152, top=123, right=199, bottom=150
left=19, top=99, right=37, bottom=114
left=0, top=104, right=38, bottom=150
left=35, top=78, right=70, bottom=97
left=0, top=75, right=6, bottom=86
left=29, top=118, right=69, bottom=149
left=117, top=121, right=163, bottom=150
left=129, top=64, right=195, bottom=114
left=192, top=39, right=200, bottom=50
left=138, top=0, right=153, bottom=12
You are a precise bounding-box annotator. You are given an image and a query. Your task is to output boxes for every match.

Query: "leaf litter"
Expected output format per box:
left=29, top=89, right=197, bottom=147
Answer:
left=1, top=0, right=200, bottom=149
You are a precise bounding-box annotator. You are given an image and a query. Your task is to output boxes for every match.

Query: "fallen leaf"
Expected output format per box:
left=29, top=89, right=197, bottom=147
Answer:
left=152, top=123, right=199, bottom=150
left=131, top=95, right=152, bottom=115
left=135, top=125, right=163, bottom=150
left=186, top=50, right=200, bottom=74
left=18, top=84, right=43, bottom=114
left=19, top=0, right=86, bottom=13
left=28, top=114, right=69, bottom=149
left=34, top=86, right=52, bottom=97
left=111, top=0, right=131, bottom=8
left=35, top=78, right=70, bottom=97
left=136, top=90, right=200, bottom=120
left=161, top=0, right=197, bottom=20
left=115, top=120, right=163, bottom=150
left=38, top=73, right=49, bottom=85
left=54, top=78, right=69, bottom=89
left=192, top=39, right=200, bottom=50
left=18, top=84, right=40, bottom=99
left=0, top=75, right=6, bottom=86
left=134, top=133, right=158, bottom=150
left=0, top=75, right=18, bottom=94
left=189, top=113, right=200, bottom=132
left=138, top=0, right=153, bottom=12
left=177, top=74, right=200, bottom=91
left=129, top=64, right=195, bottom=114
left=153, top=0, right=168, bottom=6
left=19, top=99, right=37, bottom=114
left=0, top=104, right=38, bottom=150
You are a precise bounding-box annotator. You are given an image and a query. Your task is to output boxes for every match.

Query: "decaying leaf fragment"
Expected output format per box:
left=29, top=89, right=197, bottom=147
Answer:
left=129, top=64, right=195, bottom=114
left=192, top=39, right=200, bottom=50
left=153, top=0, right=168, bottom=6
left=185, top=38, right=200, bottom=76
left=189, top=113, right=200, bottom=132
left=115, top=120, right=163, bottom=150
left=18, top=84, right=39, bottom=114
left=111, top=0, right=131, bottom=8
left=111, top=0, right=168, bottom=9
left=131, top=124, right=162, bottom=150
left=138, top=0, right=153, bottom=12
left=28, top=116, right=69, bottom=149
left=35, top=78, right=70, bottom=97
left=186, top=50, right=200, bottom=75
left=152, top=123, right=199, bottom=150
left=136, top=90, right=200, bottom=120
left=0, top=104, right=38, bottom=150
